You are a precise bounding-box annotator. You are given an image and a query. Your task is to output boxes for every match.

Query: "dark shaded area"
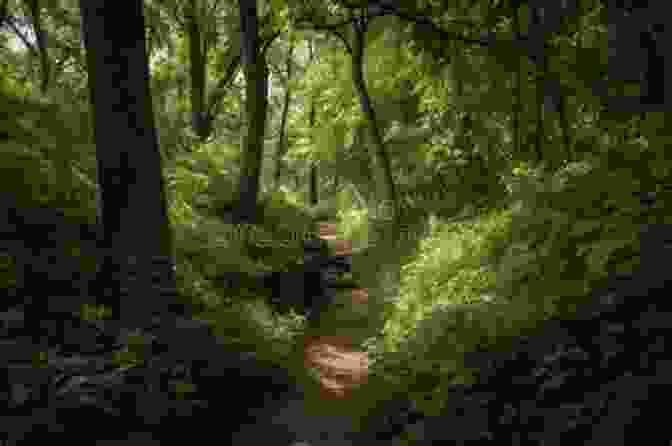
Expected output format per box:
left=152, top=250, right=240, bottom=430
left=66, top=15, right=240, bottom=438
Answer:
left=0, top=193, right=312, bottom=444
left=0, top=195, right=361, bottom=444
left=362, top=270, right=671, bottom=445
left=258, top=236, right=343, bottom=320
left=1, top=310, right=304, bottom=445
left=4, top=183, right=667, bottom=445
left=0, top=195, right=102, bottom=317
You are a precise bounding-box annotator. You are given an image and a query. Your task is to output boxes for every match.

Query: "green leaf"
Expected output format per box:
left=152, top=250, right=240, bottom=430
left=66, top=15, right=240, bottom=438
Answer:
left=570, top=219, right=603, bottom=237
left=585, top=238, right=634, bottom=276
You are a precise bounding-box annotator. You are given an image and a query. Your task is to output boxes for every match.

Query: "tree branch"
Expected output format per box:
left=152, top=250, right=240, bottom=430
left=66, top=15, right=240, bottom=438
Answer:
left=206, top=53, right=241, bottom=118
left=260, top=29, right=283, bottom=58
left=7, top=17, right=37, bottom=54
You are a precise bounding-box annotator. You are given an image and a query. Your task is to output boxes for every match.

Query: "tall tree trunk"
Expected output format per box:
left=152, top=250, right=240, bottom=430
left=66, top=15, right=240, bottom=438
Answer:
left=555, top=88, right=572, bottom=164
left=307, top=39, right=319, bottom=206
left=80, top=0, right=177, bottom=329
left=349, top=123, right=374, bottom=205
left=351, top=21, right=398, bottom=226
left=186, top=0, right=243, bottom=143
left=273, top=41, right=294, bottom=190
left=309, top=162, right=318, bottom=206
left=186, top=0, right=210, bottom=141
left=454, top=55, right=467, bottom=153
left=235, top=0, right=268, bottom=222
left=205, top=52, right=241, bottom=128
left=349, top=17, right=400, bottom=332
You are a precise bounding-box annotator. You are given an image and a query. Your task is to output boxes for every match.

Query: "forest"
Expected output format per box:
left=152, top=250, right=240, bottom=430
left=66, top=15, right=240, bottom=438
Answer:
left=0, top=0, right=670, bottom=445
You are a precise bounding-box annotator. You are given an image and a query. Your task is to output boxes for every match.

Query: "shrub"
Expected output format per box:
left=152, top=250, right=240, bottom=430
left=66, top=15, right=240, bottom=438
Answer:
left=354, top=157, right=660, bottom=425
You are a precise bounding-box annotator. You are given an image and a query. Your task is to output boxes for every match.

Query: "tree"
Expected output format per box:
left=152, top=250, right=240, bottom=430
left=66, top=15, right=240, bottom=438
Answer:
left=235, top=0, right=269, bottom=222
left=293, top=4, right=400, bottom=225
left=147, top=0, right=242, bottom=144
left=307, top=37, right=319, bottom=206
left=273, top=38, right=294, bottom=190
left=79, top=0, right=178, bottom=329
left=349, top=10, right=398, bottom=226
left=185, top=0, right=211, bottom=141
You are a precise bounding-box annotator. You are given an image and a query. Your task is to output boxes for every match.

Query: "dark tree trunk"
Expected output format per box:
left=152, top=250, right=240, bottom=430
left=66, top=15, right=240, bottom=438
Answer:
left=273, top=41, right=294, bottom=190
left=185, top=1, right=243, bottom=143
left=80, top=0, right=178, bottom=329
left=205, top=52, right=241, bottom=129
left=351, top=19, right=398, bottom=226
left=186, top=0, right=210, bottom=141
left=307, top=40, right=318, bottom=206
left=236, top=0, right=268, bottom=222
left=309, top=162, right=318, bottom=206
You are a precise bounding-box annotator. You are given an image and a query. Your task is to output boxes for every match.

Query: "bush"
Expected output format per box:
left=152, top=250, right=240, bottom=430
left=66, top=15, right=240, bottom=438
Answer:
left=308, top=197, right=338, bottom=221
left=354, top=158, right=660, bottom=426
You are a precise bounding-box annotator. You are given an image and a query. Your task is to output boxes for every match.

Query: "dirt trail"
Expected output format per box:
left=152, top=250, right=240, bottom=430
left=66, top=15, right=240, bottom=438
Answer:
left=300, top=222, right=371, bottom=401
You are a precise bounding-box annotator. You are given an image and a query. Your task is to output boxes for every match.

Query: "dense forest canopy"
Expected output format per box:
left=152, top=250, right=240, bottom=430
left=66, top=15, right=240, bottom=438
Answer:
left=0, top=0, right=669, bottom=444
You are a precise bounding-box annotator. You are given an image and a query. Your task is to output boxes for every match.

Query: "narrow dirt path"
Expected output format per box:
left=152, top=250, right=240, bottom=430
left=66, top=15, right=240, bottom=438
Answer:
left=230, top=223, right=385, bottom=445
left=300, top=222, right=371, bottom=402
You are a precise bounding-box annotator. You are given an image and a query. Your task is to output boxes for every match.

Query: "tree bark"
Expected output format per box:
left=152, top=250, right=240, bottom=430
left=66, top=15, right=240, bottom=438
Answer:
left=351, top=19, right=398, bottom=226
left=273, top=40, right=294, bottom=190
left=556, top=88, right=572, bottom=164
left=307, top=38, right=319, bottom=206
left=80, top=0, right=178, bottom=329
left=236, top=0, right=268, bottom=222
left=205, top=52, right=241, bottom=128
left=348, top=16, right=401, bottom=332
left=186, top=0, right=210, bottom=141
left=309, top=162, right=319, bottom=206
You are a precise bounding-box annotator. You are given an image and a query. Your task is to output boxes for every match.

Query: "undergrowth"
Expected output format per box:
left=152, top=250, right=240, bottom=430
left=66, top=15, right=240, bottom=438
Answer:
left=347, top=153, right=667, bottom=430
left=0, top=89, right=317, bottom=382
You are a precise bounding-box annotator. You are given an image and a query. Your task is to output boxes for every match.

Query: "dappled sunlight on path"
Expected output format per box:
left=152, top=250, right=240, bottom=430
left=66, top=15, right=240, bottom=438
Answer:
left=318, top=222, right=353, bottom=256
left=300, top=222, right=371, bottom=402
left=350, top=289, right=369, bottom=305
left=302, top=334, right=370, bottom=400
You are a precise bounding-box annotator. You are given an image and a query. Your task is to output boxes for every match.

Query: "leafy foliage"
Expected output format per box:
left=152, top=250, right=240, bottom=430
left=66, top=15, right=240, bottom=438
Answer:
left=353, top=150, right=662, bottom=425
left=0, top=90, right=98, bottom=222
left=1, top=1, right=670, bottom=443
